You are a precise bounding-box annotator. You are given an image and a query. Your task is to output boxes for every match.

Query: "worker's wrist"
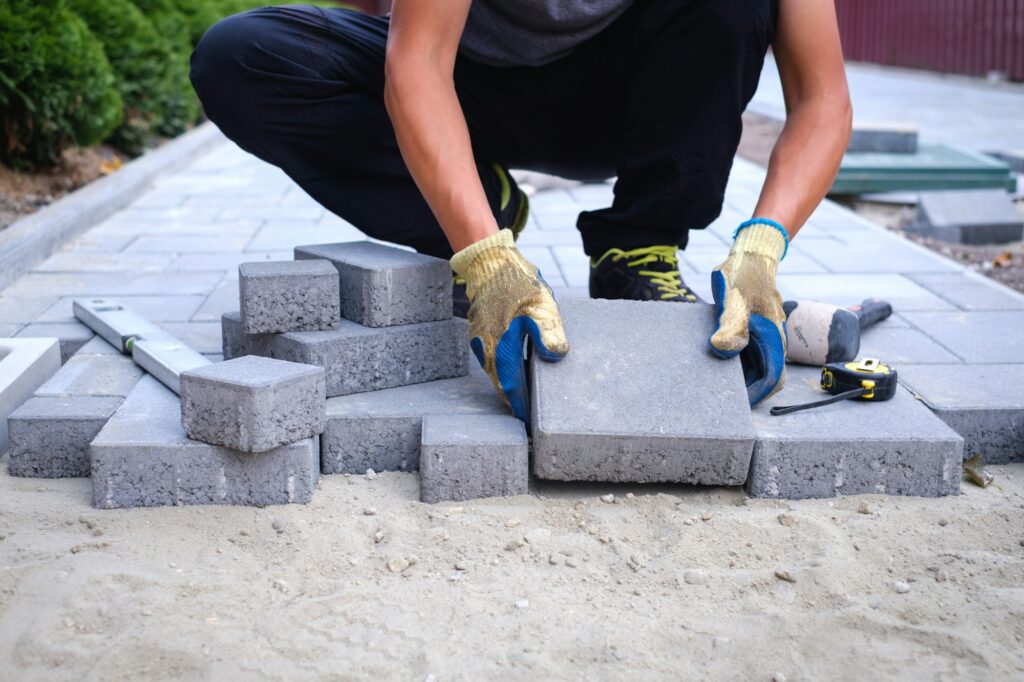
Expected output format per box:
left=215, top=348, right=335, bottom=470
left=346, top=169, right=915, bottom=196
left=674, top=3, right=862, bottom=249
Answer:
left=450, top=228, right=517, bottom=279
left=732, top=219, right=788, bottom=262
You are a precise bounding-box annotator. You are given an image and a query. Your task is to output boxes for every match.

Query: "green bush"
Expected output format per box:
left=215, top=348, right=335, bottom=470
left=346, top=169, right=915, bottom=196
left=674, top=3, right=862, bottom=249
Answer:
left=0, top=0, right=123, bottom=170
left=68, top=0, right=177, bottom=156
left=132, top=0, right=200, bottom=136
left=172, top=0, right=230, bottom=47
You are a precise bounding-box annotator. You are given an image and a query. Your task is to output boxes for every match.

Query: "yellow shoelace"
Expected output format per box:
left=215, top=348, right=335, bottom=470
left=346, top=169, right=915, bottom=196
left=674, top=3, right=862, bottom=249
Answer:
left=596, top=245, right=695, bottom=301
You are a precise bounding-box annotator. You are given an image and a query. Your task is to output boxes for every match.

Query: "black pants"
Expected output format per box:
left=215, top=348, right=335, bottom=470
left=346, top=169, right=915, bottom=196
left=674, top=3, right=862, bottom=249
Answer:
left=190, top=0, right=776, bottom=259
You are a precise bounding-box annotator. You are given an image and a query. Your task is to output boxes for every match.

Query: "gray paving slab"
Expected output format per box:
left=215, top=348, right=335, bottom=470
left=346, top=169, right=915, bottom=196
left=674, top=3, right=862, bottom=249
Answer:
left=35, top=295, right=205, bottom=324
left=322, top=365, right=506, bottom=474
left=900, top=311, right=1024, bottom=363
left=239, top=260, right=341, bottom=334
left=124, top=232, right=257, bottom=253
left=35, top=352, right=143, bottom=398
left=2, top=271, right=223, bottom=297
left=0, top=338, right=61, bottom=454
left=33, top=252, right=175, bottom=273
left=156, top=322, right=223, bottom=355
left=91, top=376, right=320, bottom=508
left=899, top=364, right=1024, bottom=463
left=169, top=251, right=289, bottom=273
left=905, top=272, right=1024, bottom=311
left=857, top=326, right=963, bottom=364
left=530, top=299, right=754, bottom=485
left=848, top=123, right=918, bottom=153
left=913, top=190, right=1023, bottom=244
left=792, top=234, right=961, bottom=273
left=419, top=414, right=529, bottom=503
left=776, top=274, right=958, bottom=312
left=221, top=311, right=274, bottom=360
left=180, top=356, right=326, bottom=453
left=75, top=336, right=122, bottom=355
left=8, top=395, right=123, bottom=477
left=748, top=366, right=963, bottom=499
left=15, top=322, right=95, bottom=363
left=0, top=297, right=56, bottom=324
left=294, top=241, right=452, bottom=327
left=244, top=223, right=364, bottom=252
left=0, top=324, right=22, bottom=339
left=987, top=150, right=1024, bottom=173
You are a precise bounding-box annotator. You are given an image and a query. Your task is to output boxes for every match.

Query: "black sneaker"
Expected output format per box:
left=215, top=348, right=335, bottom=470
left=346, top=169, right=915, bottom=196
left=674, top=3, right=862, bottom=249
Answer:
left=589, top=246, right=702, bottom=302
left=452, top=163, right=530, bottom=318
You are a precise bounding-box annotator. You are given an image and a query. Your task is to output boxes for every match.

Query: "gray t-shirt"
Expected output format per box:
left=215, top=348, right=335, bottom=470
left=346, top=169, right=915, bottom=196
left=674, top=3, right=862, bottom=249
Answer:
left=459, top=0, right=636, bottom=67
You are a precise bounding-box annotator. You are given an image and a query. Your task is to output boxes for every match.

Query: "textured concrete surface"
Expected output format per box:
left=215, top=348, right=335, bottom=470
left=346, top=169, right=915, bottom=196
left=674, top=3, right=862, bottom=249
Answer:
left=914, top=190, right=1024, bottom=244
left=0, top=338, right=61, bottom=454
left=15, top=321, right=95, bottom=363
left=900, top=311, right=1024, bottom=363
left=748, top=367, right=963, bottom=499
left=221, top=311, right=274, bottom=360
left=322, top=365, right=506, bottom=474
left=91, top=376, right=320, bottom=508
left=7, top=395, right=123, bottom=477
left=34, top=352, right=143, bottom=398
left=180, top=355, right=326, bottom=453
left=295, top=241, right=451, bottom=327
left=900, top=364, right=1024, bottom=463
left=238, top=260, right=340, bottom=334
left=531, top=299, right=754, bottom=484
left=419, top=414, right=529, bottom=503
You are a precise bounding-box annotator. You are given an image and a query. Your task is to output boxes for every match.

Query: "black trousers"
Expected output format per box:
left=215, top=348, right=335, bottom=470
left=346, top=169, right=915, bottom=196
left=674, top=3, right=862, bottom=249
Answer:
left=190, top=0, right=776, bottom=259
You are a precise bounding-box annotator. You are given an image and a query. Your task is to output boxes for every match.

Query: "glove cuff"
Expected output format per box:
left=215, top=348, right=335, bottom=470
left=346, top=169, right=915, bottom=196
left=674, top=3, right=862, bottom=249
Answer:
left=450, top=228, right=516, bottom=279
left=732, top=223, right=786, bottom=263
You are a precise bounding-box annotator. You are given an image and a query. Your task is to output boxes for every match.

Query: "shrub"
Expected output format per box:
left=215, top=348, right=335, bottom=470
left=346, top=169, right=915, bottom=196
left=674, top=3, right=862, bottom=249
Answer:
left=132, top=0, right=200, bottom=136
left=68, top=0, right=177, bottom=156
left=172, top=0, right=230, bottom=47
left=0, top=0, right=123, bottom=170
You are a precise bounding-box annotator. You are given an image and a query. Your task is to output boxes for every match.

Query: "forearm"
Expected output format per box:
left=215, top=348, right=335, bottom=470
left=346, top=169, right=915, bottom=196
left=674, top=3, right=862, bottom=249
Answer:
left=752, top=95, right=852, bottom=239
left=384, top=66, right=497, bottom=252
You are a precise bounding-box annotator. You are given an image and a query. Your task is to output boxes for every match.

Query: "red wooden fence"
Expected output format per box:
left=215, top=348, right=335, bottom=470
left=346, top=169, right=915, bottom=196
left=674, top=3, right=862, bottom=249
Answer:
left=835, top=0, right=1024, bottom=81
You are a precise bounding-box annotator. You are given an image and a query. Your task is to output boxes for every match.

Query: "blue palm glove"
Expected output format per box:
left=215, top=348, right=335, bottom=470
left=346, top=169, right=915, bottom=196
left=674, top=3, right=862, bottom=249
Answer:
left=451, top=230, right=570, bottom=421
left=708, top=220, right=789, bottom=406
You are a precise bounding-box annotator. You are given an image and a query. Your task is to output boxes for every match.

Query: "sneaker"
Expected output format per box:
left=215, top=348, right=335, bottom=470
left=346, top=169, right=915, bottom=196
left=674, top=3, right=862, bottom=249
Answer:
left=589, top=245, right=702, bottom=302
left=452, top=163, right=530, bottom=318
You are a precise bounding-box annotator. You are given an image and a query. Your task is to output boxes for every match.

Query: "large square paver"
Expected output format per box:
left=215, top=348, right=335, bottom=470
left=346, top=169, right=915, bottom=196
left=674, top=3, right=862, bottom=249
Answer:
left=900, top=364, right=1024, bottom=463
left=91, top=376, right=320, bottom=508
left=900, top=311, right=1024, bottom=363
left=530, top=299, right=754, bottom=485
left=906, top=272, right=1024, bottom=311
left=748, top=366, right=963, bottom=499
left=915, top=190, right=1024, bottom=244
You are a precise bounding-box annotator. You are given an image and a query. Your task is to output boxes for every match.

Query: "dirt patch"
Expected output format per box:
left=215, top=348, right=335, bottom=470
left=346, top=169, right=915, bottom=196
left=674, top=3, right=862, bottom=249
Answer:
left=737, top=112, right=1024, bottom=294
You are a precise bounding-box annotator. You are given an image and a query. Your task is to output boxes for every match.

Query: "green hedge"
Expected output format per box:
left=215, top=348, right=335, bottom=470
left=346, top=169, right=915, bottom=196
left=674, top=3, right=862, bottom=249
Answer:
left=133, top=0, right=199, bottom=137
left=0, top=0, right=123, bottom=169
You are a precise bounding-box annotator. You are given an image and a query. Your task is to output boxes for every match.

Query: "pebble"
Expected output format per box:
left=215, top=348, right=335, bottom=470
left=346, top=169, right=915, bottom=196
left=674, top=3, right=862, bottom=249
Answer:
left=683, top=518, right=694, bottom=526
left=773, top=674, right=787, bottom=682
left=373, top=530, right=385, bottom=544
left=407, top=555, right=419, bottom=566
left=938, top=518, right=948, bottom=527
left=600, top=494, right=615, bottom=504
left=625, top=493, right=635, bottom=500
left=774, top=569, right=797, bottom=583
left=548, top=554, right=560, bottom=565
left=505, top=518, right=521, bottom=528
left=505, top=539, right=524, bottom=552
left=365, top=468, right=378, bottom=480
left=777, top=513, right=796, bottom=527
left=514, top=599, right=529, bottom=610
left=857, top=501, right=871, bottom=515
left=700, top=513, right=712, bottom=522
left=935, top=570, right=949, bottom=583
left=683, top=569, right=707, bottom=585
left=565, top=557, right=578, bottom=568
left=273, top=579, right=288, bottom=593
left=271, top=518, right=285, bottom=533
left=363, top=508, right=377, bottom=516
left=387, top=558, right=410, bottom=574
left=455, top=561, right=468, bottom=571
left=893, top=580, right=911, bottom=594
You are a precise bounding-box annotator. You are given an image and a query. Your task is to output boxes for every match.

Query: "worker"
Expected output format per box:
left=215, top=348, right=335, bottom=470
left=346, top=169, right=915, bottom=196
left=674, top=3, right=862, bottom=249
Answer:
left=190, top=0, right=852, bottom=420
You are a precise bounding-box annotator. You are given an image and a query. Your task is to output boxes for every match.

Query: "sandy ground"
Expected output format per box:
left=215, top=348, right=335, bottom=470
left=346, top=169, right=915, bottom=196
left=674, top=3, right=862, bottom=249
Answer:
left=1, top=461, right=1022, bottom=681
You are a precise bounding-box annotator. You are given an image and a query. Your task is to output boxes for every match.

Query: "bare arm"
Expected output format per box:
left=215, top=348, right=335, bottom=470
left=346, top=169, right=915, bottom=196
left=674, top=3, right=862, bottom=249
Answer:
left=752, top=0, right=852, bottom=238
left=384, top=0, right=496, bottom=253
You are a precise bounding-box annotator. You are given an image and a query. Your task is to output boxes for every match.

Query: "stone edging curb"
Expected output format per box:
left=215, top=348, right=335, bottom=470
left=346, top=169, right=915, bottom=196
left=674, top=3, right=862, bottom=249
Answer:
left=0, top=122, right=226, bottom=292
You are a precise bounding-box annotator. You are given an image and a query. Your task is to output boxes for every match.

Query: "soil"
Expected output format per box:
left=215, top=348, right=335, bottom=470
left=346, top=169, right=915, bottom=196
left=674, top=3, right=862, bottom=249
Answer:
left=1, top=465, right=1022, bottom=680
left=0, top=146, right=126, bottom=232
left=737, top=111, right=1024, bottom=295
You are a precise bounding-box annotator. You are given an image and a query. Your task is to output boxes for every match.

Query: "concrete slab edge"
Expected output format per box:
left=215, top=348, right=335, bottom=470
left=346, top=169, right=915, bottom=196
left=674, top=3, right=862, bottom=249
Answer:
left=0, top=122, right=226, bottom=292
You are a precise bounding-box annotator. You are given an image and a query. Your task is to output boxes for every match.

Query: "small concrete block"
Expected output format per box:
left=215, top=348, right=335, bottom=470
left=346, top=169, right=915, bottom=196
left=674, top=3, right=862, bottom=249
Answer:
left=180, top=356, right=326, bottom=453
left=91, top=376, right=320, bottom=508
left=419, top=414, right=528, bottom=503
left=15, top=322, right=95, bottom=363
left=238, top=260, right=341, bottom=334
left=0, top=338, right=61, bottom=454
left=748, top=367, right=963, bottom=499
left=530, top=299, right=754, bottom=485
left=221, top=311, right=274, bottom=360
left=900, top=364, right=1024, bottom=464
left=915, top=190, right=1024, bottom=245
left=8, top=396, right=123, bottom=477
left=847, top=123, right=918, bottom=153
left=294, top=241, right=452, bottom=327
left=35, top=353, right=143, bottom=398
left=266, top=318, right=469, bottom=398
left=900, top=311, right=1024, bottom=363
left=323, top=365, right=506, bottom=474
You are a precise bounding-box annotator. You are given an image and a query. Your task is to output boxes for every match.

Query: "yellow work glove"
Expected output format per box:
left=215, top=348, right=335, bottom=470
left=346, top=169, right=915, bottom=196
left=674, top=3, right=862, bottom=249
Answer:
left=451, top=229, right=570, bottom=420
left=708, top=219, right=789, bottom=406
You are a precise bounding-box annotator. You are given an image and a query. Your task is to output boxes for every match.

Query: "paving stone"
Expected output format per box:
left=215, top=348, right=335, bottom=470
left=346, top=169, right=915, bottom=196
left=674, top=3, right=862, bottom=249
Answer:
left=7, top=395, right=123, bottom=477
left=905, top=272, right=1024, bottom=311
left=0, top=296, right=58, bottom=324
left=900, top=311, right=1024, bottom=363
left=857, top=327, right=962, bottom=364
left=124, top=232, right=257, bottom=253
left=900, top=364, right=1024, bottom=463
left=2, top=271, right=223, bottom=297
left=776, top=274, right=958, bottom=312
left=156, top=322, right=223, bottom=355
left=530, top=299, right=754, bottom=484
left=180, top=356, right=326, bottom=453
left=245, top=223, right=363, bottom=252
left=913, top=190, right=1024, bottom=244
left=91, top=376, right=320, bottom=508
left=35, top=295, right=205, bottom=324
left=75, top=336, right=122, bottom=355
left=322, top=365, right=506, bottom=474
left=792, top=233, right=960, bottom=273
left=419, top=414, right=529, bottom=503
left=169, top=251, right=289, bottom=273
left=847, top=123, right=918, bottom=153
left=221, top=311, right=275, bottom=360
left=0, top=338, right=61, bottom=454
left=294, top=241, right=452, bottom=327
left=239, top=260, right=341, bottom=334
left=15, top=322, right=95, bottom=363
left=35, top=353, right=143, bottom=398
left=748, top=366, right=963, bottom=499
left=0, top=324, right=22, bottom=339
left=33, top=252, right=174, bottom=273
left=987, top=149, right=1024, bottom=173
